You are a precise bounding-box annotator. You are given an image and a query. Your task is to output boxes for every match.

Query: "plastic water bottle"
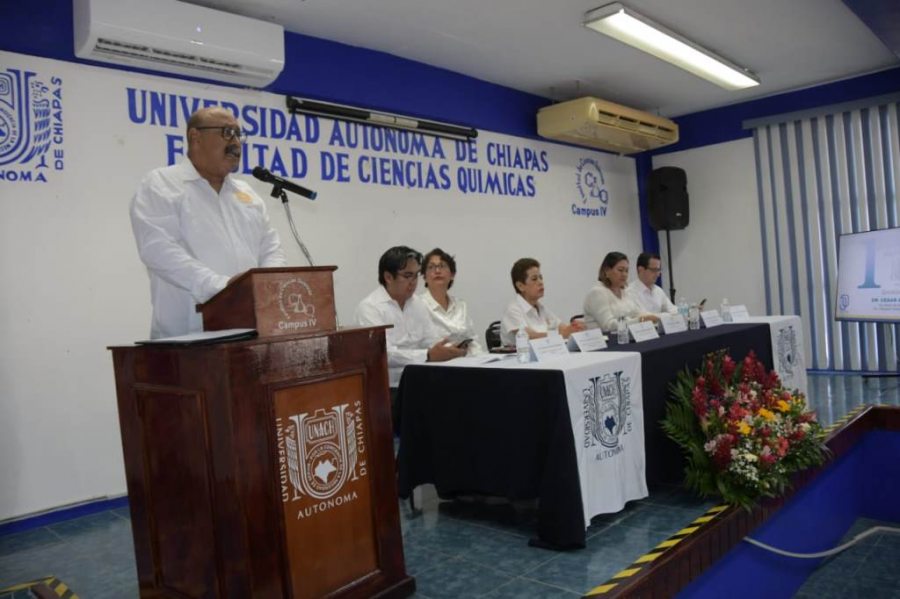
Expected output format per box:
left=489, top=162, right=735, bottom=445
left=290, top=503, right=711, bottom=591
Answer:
left=515, top=328, right=530, bottom=363
left=678, top=296, right=689, bottom=323
left=616, top=317, right=629, bottom=345
left=720, top=297, right=732, bottom=322
left=688, top=304, right=701, bottom=330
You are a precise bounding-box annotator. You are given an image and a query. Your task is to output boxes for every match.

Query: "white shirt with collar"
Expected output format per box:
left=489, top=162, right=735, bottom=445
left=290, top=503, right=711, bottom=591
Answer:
left=499, top=293, right=561, bottom=347
left=626, top=281, right=678, bottom=315
left=130, top=159, right=285, bottom=338
left=583, top=283, right=643, bottom=332
left=419, top=291, right=485, bottom=355
left=354, top=286, right=442, bottom=387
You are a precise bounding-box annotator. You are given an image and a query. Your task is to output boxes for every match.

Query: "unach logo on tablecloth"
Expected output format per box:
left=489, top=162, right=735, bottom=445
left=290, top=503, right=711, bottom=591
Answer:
left=776, top=326, right=799, bottom=378
left=0, top=68, right=64, bottom=182
left=583, top=371, right=631, bottom=449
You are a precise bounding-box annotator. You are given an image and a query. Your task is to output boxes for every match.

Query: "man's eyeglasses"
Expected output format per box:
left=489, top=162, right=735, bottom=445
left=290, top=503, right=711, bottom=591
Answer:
left=194, top=125, right=248, bottom=142
left=646, top=267, right=662, bottom=273
left=396, top=271, right=419, bottom=280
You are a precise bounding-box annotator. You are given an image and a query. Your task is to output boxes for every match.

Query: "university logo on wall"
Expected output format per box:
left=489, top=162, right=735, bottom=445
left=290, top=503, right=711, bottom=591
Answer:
left=583, top=371, right=632, bottom=452
left=573, top=157, right=610, bottom=218
left=0, top=68, right=63, bottom=183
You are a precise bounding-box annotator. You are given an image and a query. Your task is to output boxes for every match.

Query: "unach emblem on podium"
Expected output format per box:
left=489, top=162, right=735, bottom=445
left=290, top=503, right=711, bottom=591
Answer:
left=285, top=405, right=358, bottom=500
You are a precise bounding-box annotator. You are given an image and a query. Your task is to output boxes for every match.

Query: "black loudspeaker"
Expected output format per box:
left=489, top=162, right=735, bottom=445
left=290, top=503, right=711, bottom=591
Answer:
left=647, top=167, right=689, bottom=230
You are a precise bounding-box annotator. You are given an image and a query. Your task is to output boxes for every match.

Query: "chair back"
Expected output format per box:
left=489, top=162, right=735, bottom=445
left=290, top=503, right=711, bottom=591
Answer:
left=485, top=320, right=502, bottom=349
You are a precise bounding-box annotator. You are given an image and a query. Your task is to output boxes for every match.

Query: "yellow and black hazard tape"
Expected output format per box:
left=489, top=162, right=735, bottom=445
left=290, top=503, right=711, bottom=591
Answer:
left=820, top=403, right=872, bottom=437
left=583, top=504, right=730, bottom=597
left=0, top=576, right=79, bottom=598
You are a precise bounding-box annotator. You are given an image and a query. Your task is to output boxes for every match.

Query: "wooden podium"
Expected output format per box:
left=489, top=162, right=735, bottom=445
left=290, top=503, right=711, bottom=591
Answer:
left=111, top=268, right=414, bottom=598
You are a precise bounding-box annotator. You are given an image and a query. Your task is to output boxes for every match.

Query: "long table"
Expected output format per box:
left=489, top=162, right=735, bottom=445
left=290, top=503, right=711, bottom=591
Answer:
left=396, top=323, right=774, bottom=548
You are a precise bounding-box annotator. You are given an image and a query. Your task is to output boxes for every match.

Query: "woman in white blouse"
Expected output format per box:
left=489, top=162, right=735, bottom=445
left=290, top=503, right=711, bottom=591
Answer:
left=500, top=257, right=584, bottom=346
left=419, top=248, right=485, bottom=355
left=583, top=251, right=659, bottom=332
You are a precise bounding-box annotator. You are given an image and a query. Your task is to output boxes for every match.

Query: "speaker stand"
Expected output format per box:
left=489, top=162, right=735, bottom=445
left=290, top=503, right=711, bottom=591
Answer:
left=665, top=228, right=676, bottom=302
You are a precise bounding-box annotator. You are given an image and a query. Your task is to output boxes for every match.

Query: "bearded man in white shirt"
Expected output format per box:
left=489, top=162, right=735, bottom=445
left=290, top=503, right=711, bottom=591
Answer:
left=626, top=252, right=678, bottom=316
left=354, top=246, right=466, bottom=390
left=130, top=107, right=285, bottom=338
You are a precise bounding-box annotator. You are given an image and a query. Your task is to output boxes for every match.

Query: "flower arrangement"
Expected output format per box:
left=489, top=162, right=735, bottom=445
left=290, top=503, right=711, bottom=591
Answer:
left=662, top=350, right=829, bottom=509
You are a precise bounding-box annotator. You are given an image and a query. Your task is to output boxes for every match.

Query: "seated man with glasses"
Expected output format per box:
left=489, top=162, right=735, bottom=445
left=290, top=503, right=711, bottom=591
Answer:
left=354, top=246, right=467, bottom=393
left=626, top=252, right=678, bottom=316
left=130, top=106, right=284, bottom=338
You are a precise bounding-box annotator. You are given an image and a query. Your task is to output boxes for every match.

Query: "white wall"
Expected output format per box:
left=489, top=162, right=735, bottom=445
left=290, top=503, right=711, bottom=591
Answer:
left=0, top=51, right=643, bottom=520
left=652, top=138, right=767, bottom=315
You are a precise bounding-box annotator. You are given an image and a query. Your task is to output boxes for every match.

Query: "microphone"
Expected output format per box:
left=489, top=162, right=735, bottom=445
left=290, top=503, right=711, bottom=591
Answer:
left=252, top=167, right=318, bottom=200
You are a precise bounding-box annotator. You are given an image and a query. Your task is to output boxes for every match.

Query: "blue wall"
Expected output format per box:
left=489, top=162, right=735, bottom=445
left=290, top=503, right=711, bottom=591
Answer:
left=4, top=0, right=899, bottom=255
left=0, top=0, right=548, bottom=140
left=655, top=67, right=900, bottom=155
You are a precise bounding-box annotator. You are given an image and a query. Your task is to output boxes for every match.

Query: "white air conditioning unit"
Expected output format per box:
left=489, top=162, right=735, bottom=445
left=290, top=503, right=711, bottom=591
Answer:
left=537, top=97, right=678, bottom=155
left=73, top=0, right=285, bottom=88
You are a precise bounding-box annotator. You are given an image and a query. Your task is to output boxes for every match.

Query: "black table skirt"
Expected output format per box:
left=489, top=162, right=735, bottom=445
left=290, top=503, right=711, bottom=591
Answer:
left=604, top=323, right=774, bottom=487
left=396, top=366, right=586, bottom=548
left=396, top=323, right=774, bottom=548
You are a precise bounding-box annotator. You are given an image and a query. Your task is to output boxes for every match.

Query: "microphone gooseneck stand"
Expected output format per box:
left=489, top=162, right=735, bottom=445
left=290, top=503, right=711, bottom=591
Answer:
left=270, top=184, right=315, bottom=267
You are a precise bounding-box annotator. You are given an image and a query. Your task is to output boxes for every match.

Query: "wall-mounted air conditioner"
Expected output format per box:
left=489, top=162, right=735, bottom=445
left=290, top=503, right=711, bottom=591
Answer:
left=537, top=97, right=678, bottom=155
left=73, top=0, right=285, bottom=88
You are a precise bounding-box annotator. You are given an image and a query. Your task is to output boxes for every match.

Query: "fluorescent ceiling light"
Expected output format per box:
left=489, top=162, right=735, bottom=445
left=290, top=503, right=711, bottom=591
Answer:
left=584, top=3, right=760, bottom=90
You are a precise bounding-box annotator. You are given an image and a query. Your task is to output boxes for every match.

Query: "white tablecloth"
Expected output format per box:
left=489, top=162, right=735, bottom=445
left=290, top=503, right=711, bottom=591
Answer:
left=430, top=351, right=647, bottom=527
left=746, top=315, right=808, bottom=398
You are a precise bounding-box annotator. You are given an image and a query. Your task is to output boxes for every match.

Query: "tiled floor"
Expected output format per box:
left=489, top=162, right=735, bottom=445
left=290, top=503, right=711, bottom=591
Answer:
left=0, top=374, right=897, bottom=598
left=793, top=517, right=900, bottom=599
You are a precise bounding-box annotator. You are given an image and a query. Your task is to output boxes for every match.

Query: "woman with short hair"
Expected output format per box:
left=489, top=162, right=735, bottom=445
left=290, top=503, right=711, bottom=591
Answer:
left=419, top=248, right=484, bottom=355
left=500, top=257, right=583, bottom=346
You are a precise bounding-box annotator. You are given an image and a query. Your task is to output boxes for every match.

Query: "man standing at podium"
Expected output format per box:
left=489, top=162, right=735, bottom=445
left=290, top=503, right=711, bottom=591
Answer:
left=130, top=107, right=285, bottom=338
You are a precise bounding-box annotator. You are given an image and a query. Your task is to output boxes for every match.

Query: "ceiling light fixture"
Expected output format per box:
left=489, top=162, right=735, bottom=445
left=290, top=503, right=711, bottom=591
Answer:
left=583, top=3, right=760, bottom=90
left=286, top=96, right=478, bottom=141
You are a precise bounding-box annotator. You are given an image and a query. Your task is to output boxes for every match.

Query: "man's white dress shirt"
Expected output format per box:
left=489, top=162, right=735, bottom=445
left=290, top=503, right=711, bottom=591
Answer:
left=500, top=293, right=561, bottom=346
left=354, top=286, right=442, bottom=387
left=130, top=159, right=285, bottom=338
left=626, top=282, right=678, bottom=316
left=420, top=291, right=485, bottom=355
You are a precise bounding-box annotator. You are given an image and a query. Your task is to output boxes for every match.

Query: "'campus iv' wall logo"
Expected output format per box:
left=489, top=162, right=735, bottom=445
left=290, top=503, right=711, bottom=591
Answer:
left=283, top=405, right=363, bottom=501
left=583, top=371, right=632, bottom=451
left=0, top=68, right=64, bottom=182
left=573, top=157, right=609, bottom=218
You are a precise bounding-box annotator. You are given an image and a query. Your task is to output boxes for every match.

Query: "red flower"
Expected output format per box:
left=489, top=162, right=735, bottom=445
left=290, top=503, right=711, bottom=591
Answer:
left=712, top=434, right=735, bottom=469
left=722, top=355, right=737, bottom=381
left=776, top=437, right=790, bottom=457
